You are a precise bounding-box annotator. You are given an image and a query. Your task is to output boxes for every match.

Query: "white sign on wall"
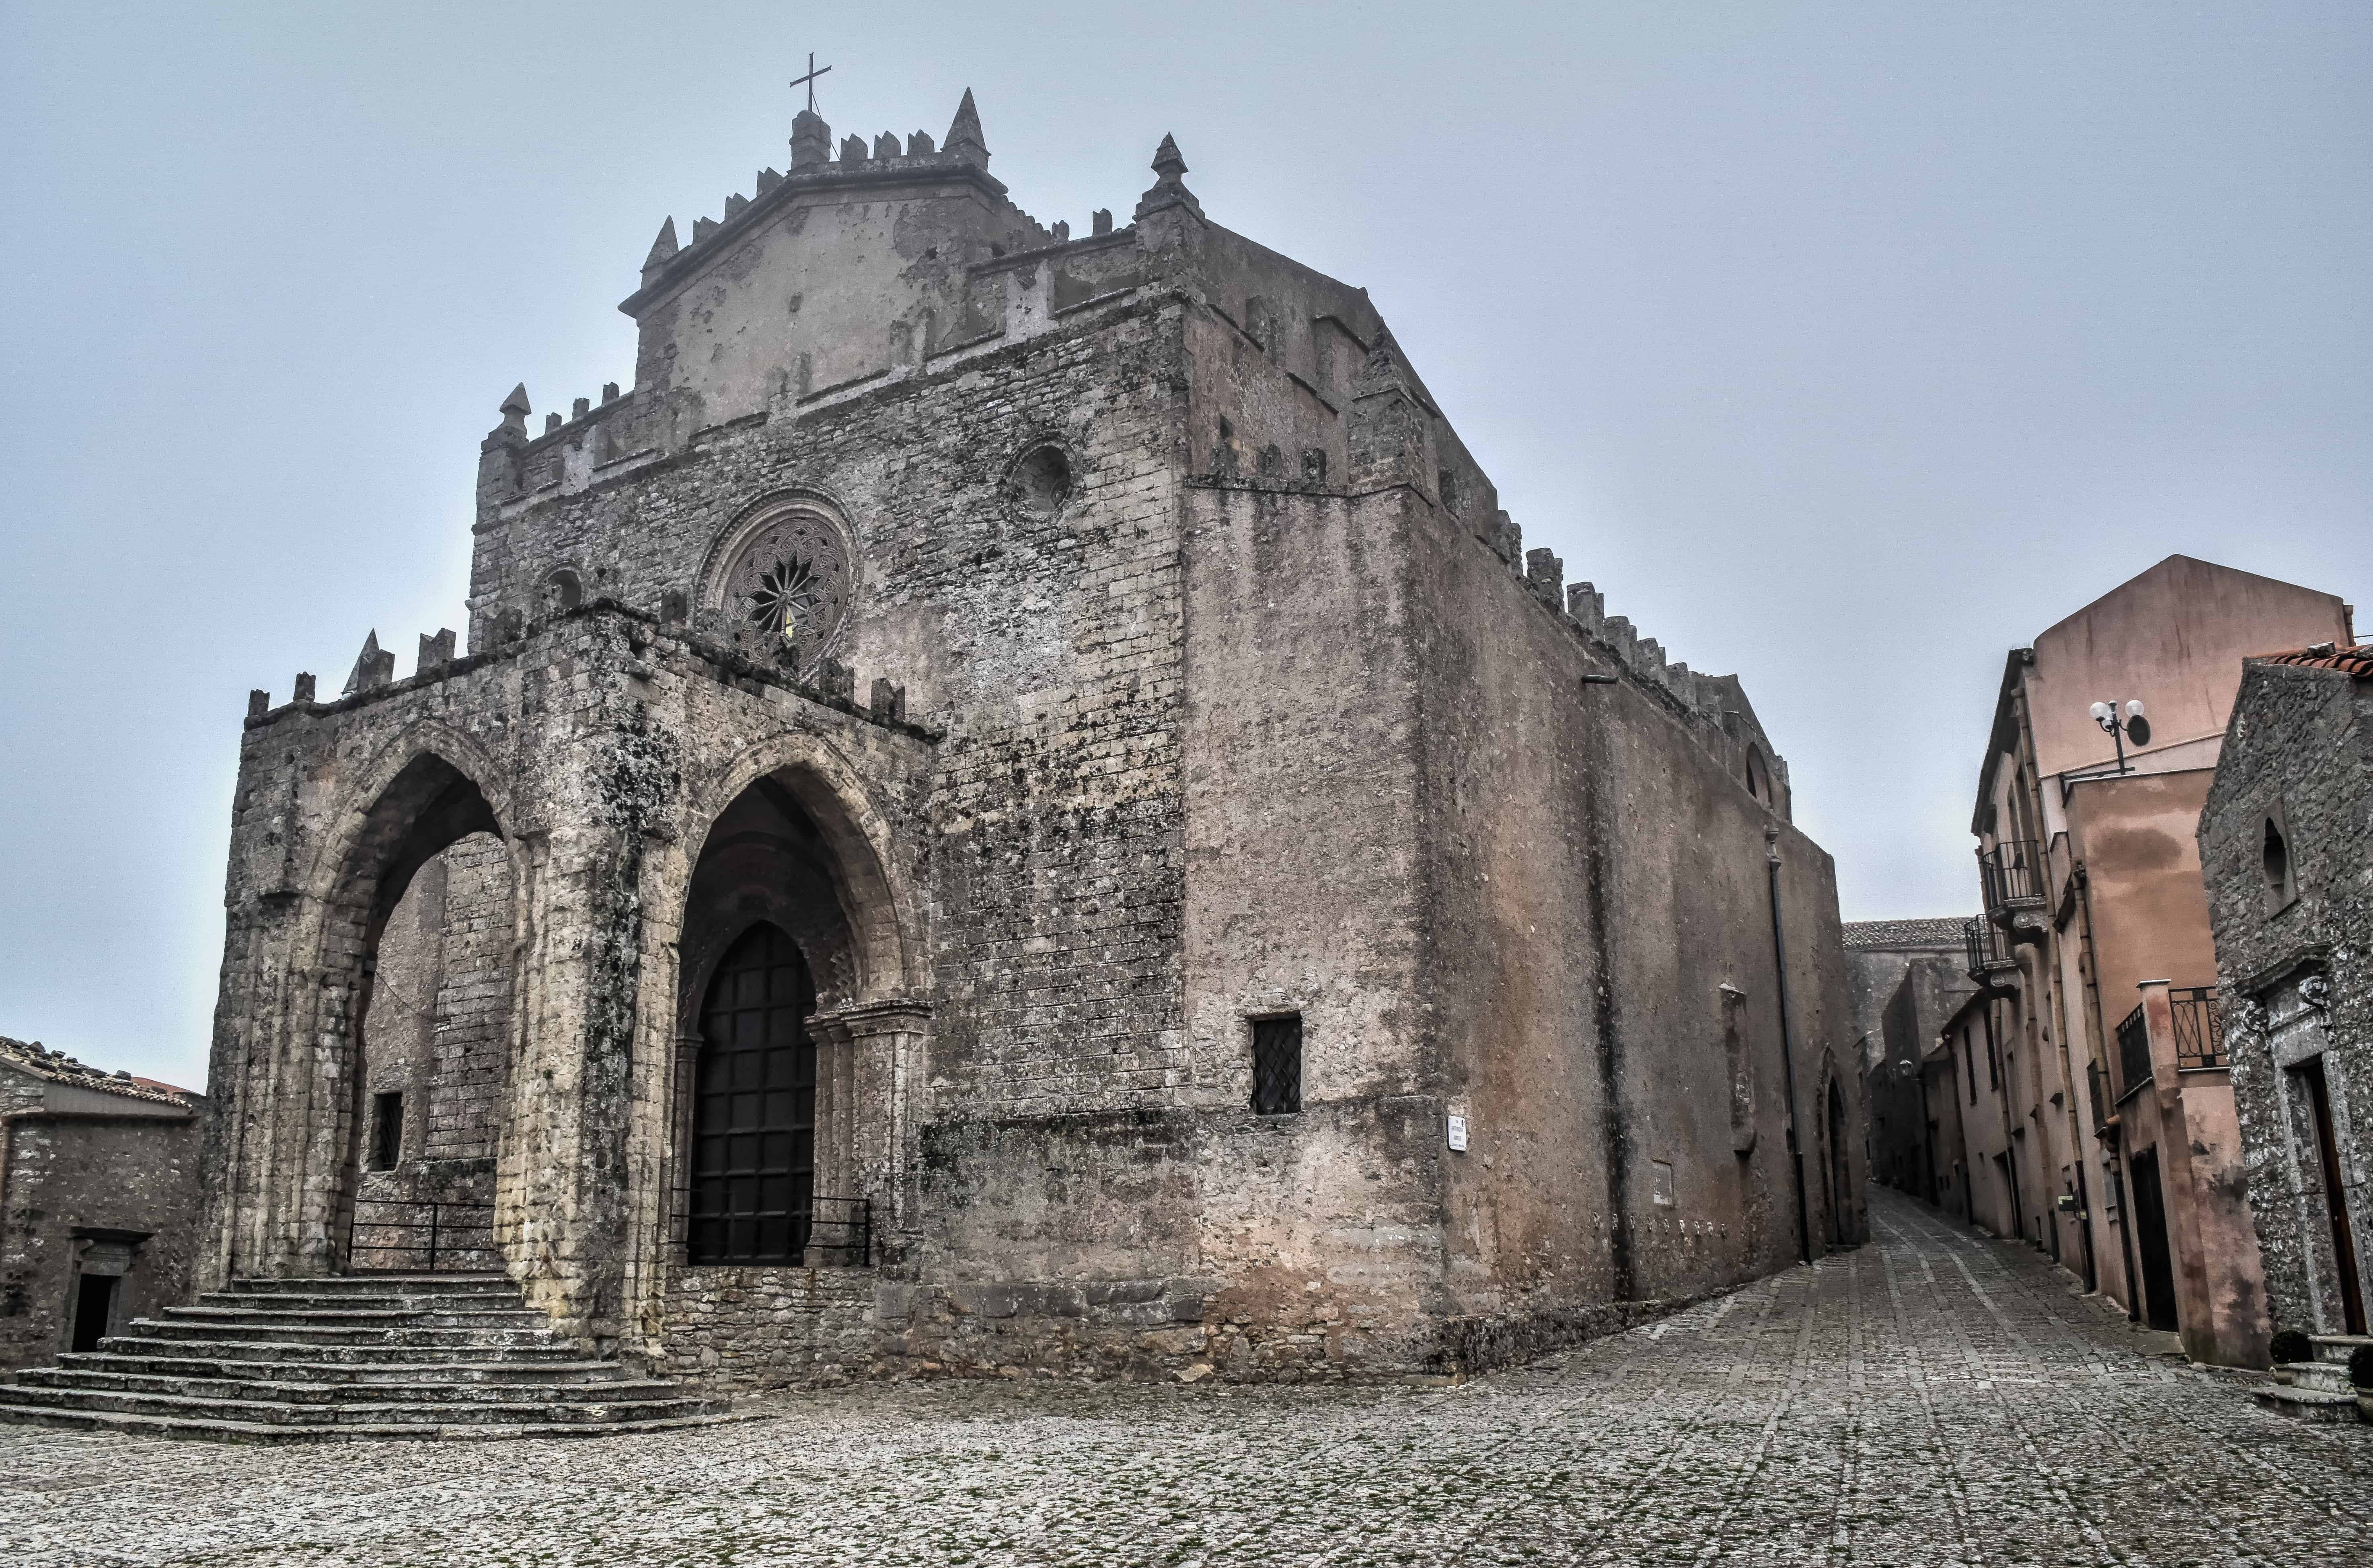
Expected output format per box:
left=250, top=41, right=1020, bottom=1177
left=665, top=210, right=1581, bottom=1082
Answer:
left=1446, top=1113, right=1469, bottom=1152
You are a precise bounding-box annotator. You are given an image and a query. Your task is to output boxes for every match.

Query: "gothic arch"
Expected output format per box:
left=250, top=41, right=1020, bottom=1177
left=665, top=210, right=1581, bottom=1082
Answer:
left=302, top=724, right=511, bottom=905
left=276, top=739, right=513, bottom=1275
left=677, top=732, right=922, bottom=1004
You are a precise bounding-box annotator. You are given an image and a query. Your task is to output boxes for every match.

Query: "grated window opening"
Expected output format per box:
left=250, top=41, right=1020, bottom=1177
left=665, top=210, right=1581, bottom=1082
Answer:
left=369, top=1091, right=403, bottom=1172
left=1251, top=1014, right=1302, bottom=1116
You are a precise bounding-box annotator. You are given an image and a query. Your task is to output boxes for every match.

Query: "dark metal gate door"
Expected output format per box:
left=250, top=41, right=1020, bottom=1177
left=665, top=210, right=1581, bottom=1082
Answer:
left=2129, top=1148, right=2180, bottom=1332
left=688, top=923, right=816, bottom=1264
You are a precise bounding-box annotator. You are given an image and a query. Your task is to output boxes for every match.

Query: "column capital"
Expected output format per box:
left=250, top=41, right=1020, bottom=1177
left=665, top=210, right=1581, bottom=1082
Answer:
left=809, top=997, right=932, bottom=1040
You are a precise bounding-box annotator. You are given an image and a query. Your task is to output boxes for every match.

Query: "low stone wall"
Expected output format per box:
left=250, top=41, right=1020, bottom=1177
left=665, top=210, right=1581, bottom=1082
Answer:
left=894, top=1277, right=1385, bottom=1384
left=1426, top=1291, right=1728, bottom=1378
left=657, top=1267, right=1730, bottom=1390
left=660, top=1266, right=880, bottom=1389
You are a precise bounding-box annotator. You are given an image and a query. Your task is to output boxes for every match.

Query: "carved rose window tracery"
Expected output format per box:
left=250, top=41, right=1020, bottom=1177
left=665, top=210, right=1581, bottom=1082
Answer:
left=718, top=511, right=851, bottom=671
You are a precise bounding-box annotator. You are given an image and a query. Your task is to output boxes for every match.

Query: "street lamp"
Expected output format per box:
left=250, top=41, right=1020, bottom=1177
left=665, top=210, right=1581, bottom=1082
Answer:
left=2089, top=698, right=2151, bottom=774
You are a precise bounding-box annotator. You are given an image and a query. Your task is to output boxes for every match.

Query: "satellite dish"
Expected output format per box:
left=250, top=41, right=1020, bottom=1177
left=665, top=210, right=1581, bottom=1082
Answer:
left=2125, top=714, right=2151, bottom=747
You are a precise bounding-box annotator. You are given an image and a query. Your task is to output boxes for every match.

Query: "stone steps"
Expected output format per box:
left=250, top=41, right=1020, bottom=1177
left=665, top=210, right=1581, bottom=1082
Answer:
left=53, top=1350, right=641, bottom=1386
left=131, top=1318, right=569, bottom=1350
left=178, top=1299, right=549, bottom=1326
left=90, top=1334, right=583, bottom=1365
left=14, top=1366, right=684, bottom=1406
left=2252, top=1383, right=2363, bottom=1423
left=0, top=1382, right=710, bottom=1428
left=0, top=1273, right=741, bottom=1443
left=0, top=1401, right=751, bottom=1445
left=2276, top=1360, right=2355, bottom=1395
left=2254, top=1335, right=2369, bottom=1424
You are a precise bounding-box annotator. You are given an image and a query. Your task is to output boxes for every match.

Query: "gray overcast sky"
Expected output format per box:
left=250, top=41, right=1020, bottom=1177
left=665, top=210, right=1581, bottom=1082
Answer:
left=4, top=2, right=2368, bottom=1089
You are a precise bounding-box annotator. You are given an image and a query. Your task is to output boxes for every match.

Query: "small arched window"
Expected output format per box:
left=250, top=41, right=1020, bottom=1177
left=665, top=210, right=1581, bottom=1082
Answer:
left=544, top=567, right=583, bottom=614
left=2262, top=810, right=2297, bottom=913
left=1744, top=745, right=1772, bottom=809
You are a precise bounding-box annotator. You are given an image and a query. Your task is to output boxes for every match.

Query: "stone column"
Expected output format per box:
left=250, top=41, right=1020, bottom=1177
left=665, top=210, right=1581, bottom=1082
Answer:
left=805, top=1010, right=855, bottom=1265
left=807, top=999, right=931, bottom=1264
left=665, top=1030, right=703, bottom=1264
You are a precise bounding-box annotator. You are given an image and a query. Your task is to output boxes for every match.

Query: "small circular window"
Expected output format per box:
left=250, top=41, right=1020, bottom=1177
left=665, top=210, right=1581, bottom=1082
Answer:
left=1007, top=444, right=1074, bottom=519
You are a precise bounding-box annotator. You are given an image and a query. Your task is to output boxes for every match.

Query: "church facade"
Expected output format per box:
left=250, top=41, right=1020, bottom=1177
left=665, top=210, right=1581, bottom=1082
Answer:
left=198, top=90, right=1861, bottom=1387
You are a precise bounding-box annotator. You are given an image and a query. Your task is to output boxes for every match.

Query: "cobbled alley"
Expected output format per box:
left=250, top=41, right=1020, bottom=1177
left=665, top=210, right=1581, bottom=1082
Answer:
left=4, top=1187, right=2364, bottom=1567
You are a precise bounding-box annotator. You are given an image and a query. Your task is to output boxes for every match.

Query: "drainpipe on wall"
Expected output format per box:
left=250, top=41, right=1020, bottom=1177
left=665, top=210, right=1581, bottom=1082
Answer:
left=1766, top=826, right=1812, bottom=1266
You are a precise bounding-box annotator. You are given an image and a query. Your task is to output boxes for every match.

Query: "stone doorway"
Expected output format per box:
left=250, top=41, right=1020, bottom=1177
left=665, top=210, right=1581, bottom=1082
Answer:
left=2128, top=1147, right=2180, bottom=1332
left=686, top=923, right=818, bottom=1264
left=669, top=765, right=922, bottom=1276
left=2295, top=1055, right=2367, bottom=1336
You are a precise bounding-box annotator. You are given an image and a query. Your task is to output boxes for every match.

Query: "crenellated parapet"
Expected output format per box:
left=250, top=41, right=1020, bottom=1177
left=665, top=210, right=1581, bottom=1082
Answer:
left=244, top=603, right=932, bottom=749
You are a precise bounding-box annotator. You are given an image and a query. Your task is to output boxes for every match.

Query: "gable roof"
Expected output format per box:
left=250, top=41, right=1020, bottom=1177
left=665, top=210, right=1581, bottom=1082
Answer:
left=1842, top=917, right=1970, bottom=951
left=0, top=1035, right=198, bottom=1106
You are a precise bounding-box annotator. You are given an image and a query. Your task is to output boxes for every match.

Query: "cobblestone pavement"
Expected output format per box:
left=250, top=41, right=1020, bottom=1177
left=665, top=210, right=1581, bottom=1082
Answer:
left=3, top=1188, right=2366, bottom=1566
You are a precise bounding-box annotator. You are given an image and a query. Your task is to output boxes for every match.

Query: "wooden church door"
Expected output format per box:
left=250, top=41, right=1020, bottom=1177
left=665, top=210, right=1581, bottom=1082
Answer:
left=687, top=923, right=817, bottom=1264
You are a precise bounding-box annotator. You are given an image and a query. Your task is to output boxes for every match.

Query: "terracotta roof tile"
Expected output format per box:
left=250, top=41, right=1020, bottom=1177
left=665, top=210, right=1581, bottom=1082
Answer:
left=0, top=1035, right=198, bottom=1106
left=2256, top=641, right=2373, bottom=678
left=1842, top=917, right=1971, bottom=950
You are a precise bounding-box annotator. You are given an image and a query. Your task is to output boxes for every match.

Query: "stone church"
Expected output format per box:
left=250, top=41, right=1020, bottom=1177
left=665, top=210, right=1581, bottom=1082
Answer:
left=35, top=87, right=1862, bottom=1423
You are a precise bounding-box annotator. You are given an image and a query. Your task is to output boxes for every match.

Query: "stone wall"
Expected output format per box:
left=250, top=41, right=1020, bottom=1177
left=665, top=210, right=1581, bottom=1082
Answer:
left=0, top=1060, right=202, bottom=1373
left=2200, top=658, right=2373, bottom=1338
left=660, top=1265, right=879, bottom=1389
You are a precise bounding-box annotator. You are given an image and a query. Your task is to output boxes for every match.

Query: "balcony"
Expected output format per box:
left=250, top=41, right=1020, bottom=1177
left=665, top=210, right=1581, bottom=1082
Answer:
left=2171, top=985, right=2227, bottom=1071
left=2115, top=1003, right=2152, bottom=1100
left=1962, top=915, right=2018, bottom=981
left=1978, top=839, right=2048, bottom=919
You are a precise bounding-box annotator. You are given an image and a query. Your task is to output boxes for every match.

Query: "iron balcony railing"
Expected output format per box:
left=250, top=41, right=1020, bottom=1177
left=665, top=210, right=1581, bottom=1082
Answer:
left=1979, top=839, right=2048, bottom=917
left=1963, top=916, right=2018, bottom=979
left=669, top=1190, right=872, bottom=1268
left=347, top=1197, right=497, bottom=1272
left=2171, top=985, right=2227, bottom=1071
left=2115, top=1003, right=2153, bottom=1101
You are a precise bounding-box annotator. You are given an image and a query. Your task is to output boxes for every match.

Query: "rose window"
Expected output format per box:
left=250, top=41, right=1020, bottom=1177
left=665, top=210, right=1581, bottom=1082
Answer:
left=718, top=511, right=852, bottom=672
left=747, top=556, right=824, bottom=650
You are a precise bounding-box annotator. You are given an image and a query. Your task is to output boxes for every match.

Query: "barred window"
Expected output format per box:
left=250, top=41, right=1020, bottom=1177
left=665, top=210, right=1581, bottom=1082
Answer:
left=369, top=1091, right=403, bottom=1171
left=1251, top=1015, right=1302, bottom=1116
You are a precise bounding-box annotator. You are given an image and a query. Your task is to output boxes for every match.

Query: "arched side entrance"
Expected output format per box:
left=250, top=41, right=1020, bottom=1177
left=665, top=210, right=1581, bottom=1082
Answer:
left=668, top=764, right=921, bottom=1271
left=313, top=752, right=510, bottom=1274
left=350, top=827, right=514, bottom=1270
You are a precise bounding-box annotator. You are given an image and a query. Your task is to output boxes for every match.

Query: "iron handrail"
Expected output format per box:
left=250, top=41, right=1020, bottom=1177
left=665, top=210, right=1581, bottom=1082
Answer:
left=1979, top=839, right=2048, bottom=915
left=347, top=1198, right=497, bottom=1273
left=2171, top=985, right=2226, bottom=1071
left=1963, top=915, right=2017, bottom=979
left=2115, top=1003, right=2153, bottom=1101
left=668, top=1188, right=871, bottom=1268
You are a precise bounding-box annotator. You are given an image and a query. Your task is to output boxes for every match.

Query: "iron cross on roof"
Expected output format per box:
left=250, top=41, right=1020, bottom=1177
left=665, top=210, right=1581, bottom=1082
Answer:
left=790, top=52, right=832, bottom=113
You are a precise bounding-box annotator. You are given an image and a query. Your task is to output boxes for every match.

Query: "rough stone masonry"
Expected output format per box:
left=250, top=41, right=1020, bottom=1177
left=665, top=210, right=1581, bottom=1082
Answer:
left=195, top=86, right=1863, bottom=1391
